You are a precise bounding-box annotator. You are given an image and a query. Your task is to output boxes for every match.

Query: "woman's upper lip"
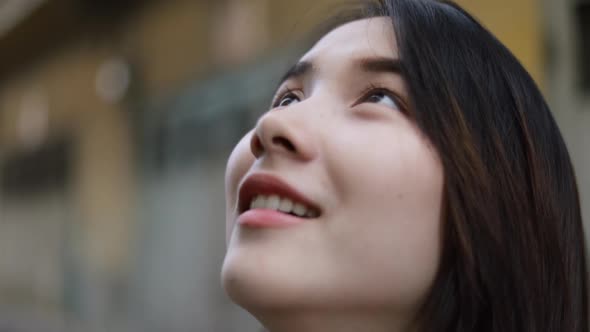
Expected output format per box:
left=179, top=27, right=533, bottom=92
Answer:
left=237, top=172, right=321, bottom=215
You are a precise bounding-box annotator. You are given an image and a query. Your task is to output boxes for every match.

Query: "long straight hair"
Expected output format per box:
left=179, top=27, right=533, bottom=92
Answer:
left=357, top=1, right=588, bottom=331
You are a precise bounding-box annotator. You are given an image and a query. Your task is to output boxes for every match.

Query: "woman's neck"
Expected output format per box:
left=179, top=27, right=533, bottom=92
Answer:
left=254, top=307, right=416, bottom=332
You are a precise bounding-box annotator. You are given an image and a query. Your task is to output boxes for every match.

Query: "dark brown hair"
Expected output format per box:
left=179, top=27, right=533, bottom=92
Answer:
left=356, top=0, right=588, bottom=331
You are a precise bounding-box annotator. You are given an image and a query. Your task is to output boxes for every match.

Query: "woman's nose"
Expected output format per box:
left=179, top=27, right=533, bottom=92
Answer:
left=250, top=111, right=317, bottom=161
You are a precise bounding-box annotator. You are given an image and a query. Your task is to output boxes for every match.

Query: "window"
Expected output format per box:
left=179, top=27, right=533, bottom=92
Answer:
left=0, top=137, right=71, bottom=197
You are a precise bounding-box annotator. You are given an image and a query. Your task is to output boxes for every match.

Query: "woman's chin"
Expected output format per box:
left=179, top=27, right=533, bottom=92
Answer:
left=221, top=250, right=315, bottom=312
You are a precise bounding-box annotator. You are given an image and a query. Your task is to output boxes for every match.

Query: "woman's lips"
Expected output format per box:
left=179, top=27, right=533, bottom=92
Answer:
left=237, top=209, right=309, bottom=228
left=237, top=172, right=322, bottom=216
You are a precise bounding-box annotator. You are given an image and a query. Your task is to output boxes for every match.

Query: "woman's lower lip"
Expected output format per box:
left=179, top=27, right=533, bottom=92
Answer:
left=237, top=209, right=309, bottom=228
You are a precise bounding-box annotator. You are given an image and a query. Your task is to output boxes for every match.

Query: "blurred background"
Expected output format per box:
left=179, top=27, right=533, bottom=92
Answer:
left=0, top=0, right=588, bottom=331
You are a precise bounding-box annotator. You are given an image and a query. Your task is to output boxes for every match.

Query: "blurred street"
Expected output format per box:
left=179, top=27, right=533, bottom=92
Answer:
left=0, top=0, right=588, bottom=331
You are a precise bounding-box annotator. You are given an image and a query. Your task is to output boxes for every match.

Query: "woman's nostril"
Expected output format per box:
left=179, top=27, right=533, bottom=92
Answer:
left=250, top=133, right=265, bottom=158
left=272, top=137, right=296, bottom=152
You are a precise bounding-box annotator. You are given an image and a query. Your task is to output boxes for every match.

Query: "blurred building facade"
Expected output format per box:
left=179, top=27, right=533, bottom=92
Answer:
left=0, top=0, right=587, bottom=331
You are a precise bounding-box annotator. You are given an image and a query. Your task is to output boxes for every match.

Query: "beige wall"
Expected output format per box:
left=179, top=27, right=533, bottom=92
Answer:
left=457, top=0, right=544, bottom=85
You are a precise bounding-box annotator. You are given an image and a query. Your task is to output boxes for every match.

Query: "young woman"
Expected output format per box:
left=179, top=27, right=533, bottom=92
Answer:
left=221, top=0, right=589, bottom=331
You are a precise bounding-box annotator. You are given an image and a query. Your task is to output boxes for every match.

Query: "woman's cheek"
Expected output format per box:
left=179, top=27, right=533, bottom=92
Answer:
left=225, top=131, right=256, bottom=238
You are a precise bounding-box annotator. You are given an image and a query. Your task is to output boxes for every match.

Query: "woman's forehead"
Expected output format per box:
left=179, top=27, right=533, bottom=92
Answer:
left=300, top=17, right=398, bottom=64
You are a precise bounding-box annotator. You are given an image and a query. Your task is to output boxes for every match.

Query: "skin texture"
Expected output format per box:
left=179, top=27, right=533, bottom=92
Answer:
left=222, top=17, right=444, bottom=332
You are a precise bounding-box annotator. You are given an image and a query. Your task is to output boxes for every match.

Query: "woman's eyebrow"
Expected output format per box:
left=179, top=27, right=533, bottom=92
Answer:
left=276, top=60, right=314, bottom=88
left=357, top=56, right=403, bottom=75
left=275, top=56, right=403, bottom=89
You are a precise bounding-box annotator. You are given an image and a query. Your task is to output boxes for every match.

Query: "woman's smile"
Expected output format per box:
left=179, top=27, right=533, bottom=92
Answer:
left=237, top=172, right=322, bottom=227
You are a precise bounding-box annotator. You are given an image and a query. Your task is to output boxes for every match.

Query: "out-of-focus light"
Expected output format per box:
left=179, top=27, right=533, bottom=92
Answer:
left=0, top=0, right=46, bottom=37
left=211, top=0, right=269, bottom=65
left=95, top=57, right=131, bottom=104
left=17, top=88, right=49, bottom=150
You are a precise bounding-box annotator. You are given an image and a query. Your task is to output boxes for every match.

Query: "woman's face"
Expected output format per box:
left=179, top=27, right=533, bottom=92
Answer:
left=222, top=17, right=444, bottom=320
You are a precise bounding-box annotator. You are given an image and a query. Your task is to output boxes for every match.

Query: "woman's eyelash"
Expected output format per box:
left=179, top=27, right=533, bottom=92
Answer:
left=357, top=84, right=408, bottom=112
left=270, top=84, right=407, bottom=111
left=271, top=87, right=299, bottom=108
left=359, top=84, right=395, bottom=102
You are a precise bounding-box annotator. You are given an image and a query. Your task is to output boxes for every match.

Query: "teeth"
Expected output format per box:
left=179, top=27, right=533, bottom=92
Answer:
left=250, top=196, right=266, bottom=210
left=292, top=203, right=307, bottom=217
left=278, top=198, right=294, bottom=212
left=267, top=195, right=280, bottom=210
left=248, top=194, right=319, bottom=218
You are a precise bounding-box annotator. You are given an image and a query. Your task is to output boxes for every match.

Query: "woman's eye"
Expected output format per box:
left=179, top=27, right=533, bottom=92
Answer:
left=365, top=91, right=399, bottom=109
left=276, top=93, right=301, bottom=107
